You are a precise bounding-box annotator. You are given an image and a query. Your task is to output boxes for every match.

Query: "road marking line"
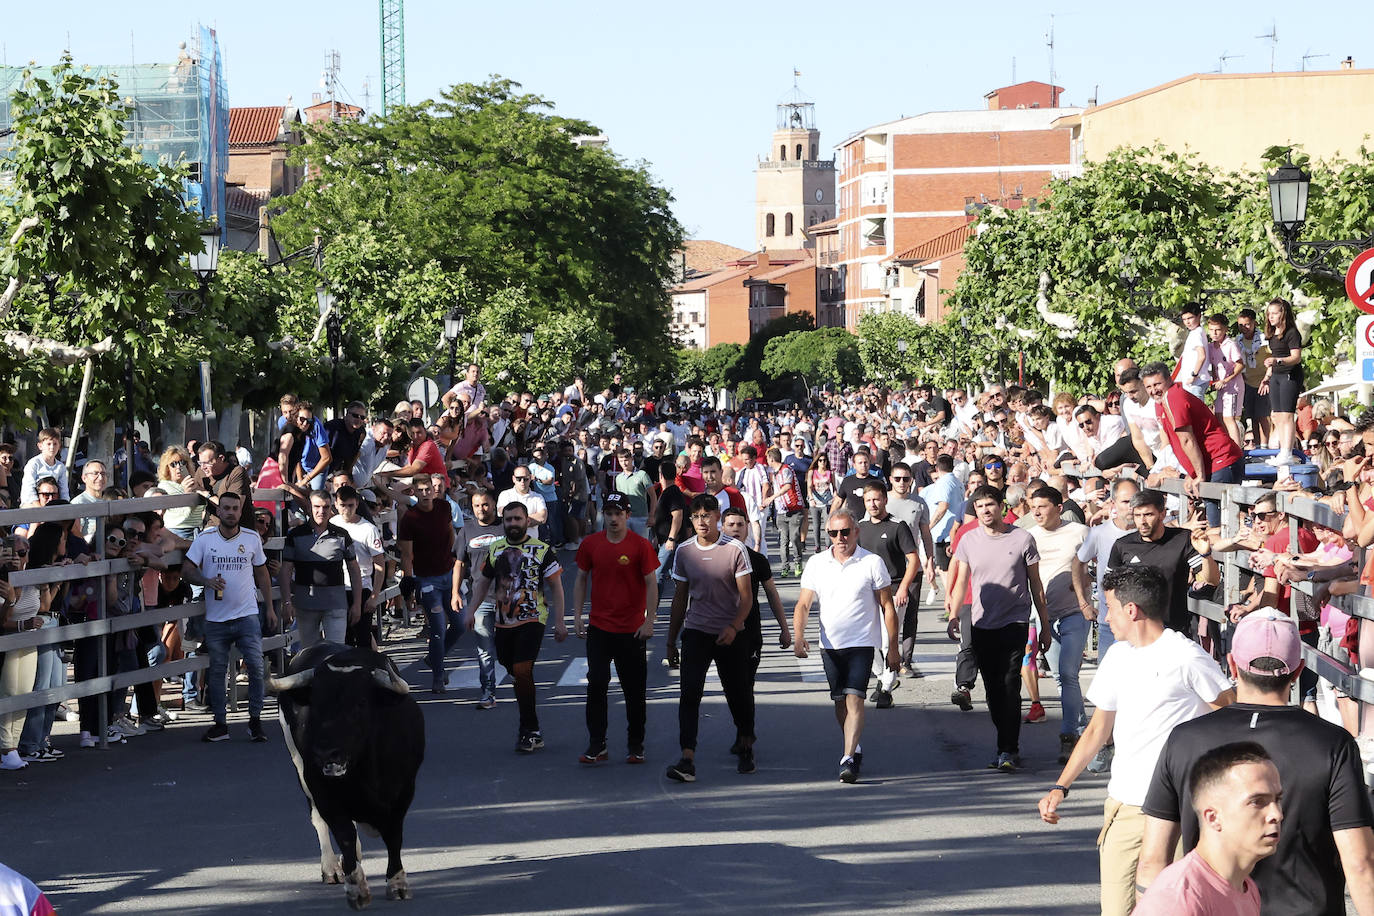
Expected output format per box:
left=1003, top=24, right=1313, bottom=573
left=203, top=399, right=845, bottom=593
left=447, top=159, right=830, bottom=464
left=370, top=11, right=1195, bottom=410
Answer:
left=446, top=661, right=509, bottom=690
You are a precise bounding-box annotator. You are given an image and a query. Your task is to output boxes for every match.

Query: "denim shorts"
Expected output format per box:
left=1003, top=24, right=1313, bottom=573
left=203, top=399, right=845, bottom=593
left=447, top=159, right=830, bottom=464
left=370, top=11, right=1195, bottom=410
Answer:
left=822, top=646, right=874, bottom=701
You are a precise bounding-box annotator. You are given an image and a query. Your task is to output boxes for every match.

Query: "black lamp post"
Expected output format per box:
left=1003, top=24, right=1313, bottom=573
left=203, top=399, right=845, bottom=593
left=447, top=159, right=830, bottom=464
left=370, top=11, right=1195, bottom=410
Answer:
left=896, top=338, right=907, bottom=384
left=1268, top=150, right=1374, bottom=278
left=1120, top=256, right=1155, bottom=309
left=443, top=307, right=464, bottom=390
left=521, top=330, right=534, bottom=379
left=318, top=284, right=340, bottom=416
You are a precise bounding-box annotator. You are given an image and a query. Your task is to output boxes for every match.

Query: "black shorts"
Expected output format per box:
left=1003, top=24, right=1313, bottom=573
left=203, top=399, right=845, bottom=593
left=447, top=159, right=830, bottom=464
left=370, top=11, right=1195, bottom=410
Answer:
left=934, top=542, right=951, bottom=572
left=822, top=646, right=874, bottom=701
left=1268, top=373, right=1302, bottom=414
left=1243, top=384, right=1271, bottom=420
left=494, top=622, right=546, bottom=668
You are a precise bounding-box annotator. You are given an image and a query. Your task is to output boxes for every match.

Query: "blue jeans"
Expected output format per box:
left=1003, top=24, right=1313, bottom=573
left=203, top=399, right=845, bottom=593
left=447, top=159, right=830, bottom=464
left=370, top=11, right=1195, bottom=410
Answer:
left=1047, top=612, right=1090, bottom=737
left=1096, top=614, right=1116, bottom=662
left=1205, top=459, right=1242, bottom=527
left=656, top=544, right=676, bottom=604
left=19, top=618, right=63, bottom=755
left=205, top=614, right=264, bottom=724
left=471, top=603, right=496, bottom=695
left=419, top=572, right=461, bottom=676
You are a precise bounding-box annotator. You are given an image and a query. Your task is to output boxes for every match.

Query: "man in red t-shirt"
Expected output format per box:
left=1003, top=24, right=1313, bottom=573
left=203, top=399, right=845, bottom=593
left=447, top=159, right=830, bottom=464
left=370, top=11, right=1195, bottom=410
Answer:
left=1142, top=361, right=1243, bottom=526
left=571, top=492, right=660, bottom=765
left=378, top=417, right=447, bottom=481
left=700, top=455, right=746, bottom=514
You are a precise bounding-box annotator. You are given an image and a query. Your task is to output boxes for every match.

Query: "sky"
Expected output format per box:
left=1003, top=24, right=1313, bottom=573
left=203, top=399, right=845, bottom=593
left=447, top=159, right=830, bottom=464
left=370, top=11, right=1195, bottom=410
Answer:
left=5, top=0, right=1371, bottom=250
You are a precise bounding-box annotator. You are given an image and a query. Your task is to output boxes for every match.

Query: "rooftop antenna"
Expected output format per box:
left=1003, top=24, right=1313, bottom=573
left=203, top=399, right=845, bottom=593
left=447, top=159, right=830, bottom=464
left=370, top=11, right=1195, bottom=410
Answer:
left=361, top=76, right=372, bottom=117
left=321, top=49, right=342, bottom=121
left=1300, top=50, right=1329, bottom=71
left=1256, top=20, right=1277, bottom=72
left=1217, top=50, right=1242, bottom=73
left=1045, top=15, right=1058, bottom=104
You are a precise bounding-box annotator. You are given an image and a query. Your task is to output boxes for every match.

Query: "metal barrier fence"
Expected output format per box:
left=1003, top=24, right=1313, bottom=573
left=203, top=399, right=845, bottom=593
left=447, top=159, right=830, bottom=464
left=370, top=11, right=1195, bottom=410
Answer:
left=1062, top=463, right=1374, bottom=714
left=0, top=487, right=405, bottom=747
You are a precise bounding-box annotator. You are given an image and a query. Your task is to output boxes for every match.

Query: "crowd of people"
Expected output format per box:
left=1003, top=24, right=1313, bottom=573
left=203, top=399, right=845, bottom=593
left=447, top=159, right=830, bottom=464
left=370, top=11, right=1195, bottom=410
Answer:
left=1, top=293, right=1372, bottom=914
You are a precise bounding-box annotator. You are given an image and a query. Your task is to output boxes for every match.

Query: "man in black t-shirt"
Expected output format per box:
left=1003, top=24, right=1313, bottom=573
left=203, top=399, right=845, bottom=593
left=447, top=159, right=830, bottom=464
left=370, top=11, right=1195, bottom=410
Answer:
left=909, top=439, right=939, bottom=492
left=857, top=481, right=920, bottom=705
left=1106, top=489, right=1217, bottom=634
left=651, top=460, right=688, bottom=602
left=323, top=401, right=368, bottom=474
left=1138, top=611, right=1374, bottom=915
left=722, top=508, right=790, bottom=715
left=831, top=449, right=883, bottom=521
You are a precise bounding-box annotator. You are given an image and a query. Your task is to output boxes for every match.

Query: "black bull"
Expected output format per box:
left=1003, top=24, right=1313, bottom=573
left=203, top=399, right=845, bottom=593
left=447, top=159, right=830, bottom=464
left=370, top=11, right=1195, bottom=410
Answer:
left=270, top=643, right=425, bottom=909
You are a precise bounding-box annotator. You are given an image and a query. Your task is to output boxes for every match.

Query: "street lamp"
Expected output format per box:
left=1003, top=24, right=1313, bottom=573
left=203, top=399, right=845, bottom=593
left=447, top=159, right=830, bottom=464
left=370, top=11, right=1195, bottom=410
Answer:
left=521, top=330, right=534, bottom=374
left=1268, top=149, right=1374, bottom=277
left=318, top=284, right=341, bottom=415
left=1119, top=256, right=1155, bottom=309
left=443, top=307, right=464, bottom=389
left=895, top=339, right=907, bottom=384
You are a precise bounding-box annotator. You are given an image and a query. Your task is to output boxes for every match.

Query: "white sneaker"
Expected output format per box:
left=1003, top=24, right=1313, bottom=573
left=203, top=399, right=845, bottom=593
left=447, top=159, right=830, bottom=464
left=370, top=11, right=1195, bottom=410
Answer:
left=115, top=715, right=145, bottom=737
left=1265, top=452, right=1293, bottom=466
left=0, top=750, right=28, bottom=770
left=79, top=731, right=98, bottom=748
left=105, top=725, right=128, bottom=745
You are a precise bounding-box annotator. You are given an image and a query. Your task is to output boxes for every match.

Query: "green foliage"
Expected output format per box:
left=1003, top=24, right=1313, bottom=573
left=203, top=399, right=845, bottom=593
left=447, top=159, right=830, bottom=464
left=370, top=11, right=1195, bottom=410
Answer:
left=946, top=143, right=1374, bottom=391
left=736, top=380, right=762, bottom=401
left=681, top=342, right=744, bottom=393
left=273, top=77, right=684, bottom=391
left=762, top=327, right=863, bottom=388
left=0, top=54, right=206, bottom=423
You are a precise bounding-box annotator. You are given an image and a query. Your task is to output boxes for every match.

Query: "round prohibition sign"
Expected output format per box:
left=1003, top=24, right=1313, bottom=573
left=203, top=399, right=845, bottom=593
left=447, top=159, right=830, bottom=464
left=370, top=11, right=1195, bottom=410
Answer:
left=1346, top=249, right=1374, bottom=315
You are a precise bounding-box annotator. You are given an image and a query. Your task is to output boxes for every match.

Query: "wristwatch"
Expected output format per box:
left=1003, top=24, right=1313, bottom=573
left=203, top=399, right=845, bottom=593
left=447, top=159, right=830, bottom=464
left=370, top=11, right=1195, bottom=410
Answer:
left=1050, top=784, right=1070, bottom=797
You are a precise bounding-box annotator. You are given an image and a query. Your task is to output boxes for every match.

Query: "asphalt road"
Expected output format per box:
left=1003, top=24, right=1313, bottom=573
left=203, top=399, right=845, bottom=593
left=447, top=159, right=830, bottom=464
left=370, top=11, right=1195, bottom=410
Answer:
left=0, top=545, right=1105, bottom=915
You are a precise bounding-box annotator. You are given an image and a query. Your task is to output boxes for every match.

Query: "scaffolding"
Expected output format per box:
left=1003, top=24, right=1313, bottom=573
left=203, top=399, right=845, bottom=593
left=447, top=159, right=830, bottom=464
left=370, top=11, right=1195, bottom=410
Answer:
left=0, top=27, right=229, bottom=231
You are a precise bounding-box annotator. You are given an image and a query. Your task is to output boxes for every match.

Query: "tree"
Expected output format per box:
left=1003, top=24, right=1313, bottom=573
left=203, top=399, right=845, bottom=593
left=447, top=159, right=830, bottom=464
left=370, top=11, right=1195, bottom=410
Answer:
left=272, top=78, right=684, bottom=389
left=0, top=55, right=206, bottom=428
left=698, top=343, right=744, bottom=392
left=762, top=327, right=863, bottom=389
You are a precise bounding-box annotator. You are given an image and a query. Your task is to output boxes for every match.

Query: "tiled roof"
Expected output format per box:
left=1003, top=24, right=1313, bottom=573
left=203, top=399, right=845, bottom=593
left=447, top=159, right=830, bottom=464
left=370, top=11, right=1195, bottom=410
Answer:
left=227, top=186, right=271, bottom=216
left=673, top=265, right=753, bottom=292
left=750, top=257, right=816, bottom=283
left=229, top=107, right=285, bottom=146
left=806, top=217, right=839, bottom=233
left=681, top=239, right=750, bottom=275
left=889, top=223, right=975, bottom=265
left=729, top=248, right=808, bottom=266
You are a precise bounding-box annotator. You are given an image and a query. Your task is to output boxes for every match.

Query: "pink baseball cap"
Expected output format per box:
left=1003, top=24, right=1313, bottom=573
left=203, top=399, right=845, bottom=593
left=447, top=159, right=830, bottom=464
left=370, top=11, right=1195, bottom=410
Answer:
left=1230, top=610, right=1302, bottom=676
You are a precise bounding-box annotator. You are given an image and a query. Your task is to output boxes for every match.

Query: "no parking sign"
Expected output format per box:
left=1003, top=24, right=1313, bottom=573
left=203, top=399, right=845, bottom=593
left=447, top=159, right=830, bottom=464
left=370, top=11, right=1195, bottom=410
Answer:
left=1347, top=249, right=1374, bottom=315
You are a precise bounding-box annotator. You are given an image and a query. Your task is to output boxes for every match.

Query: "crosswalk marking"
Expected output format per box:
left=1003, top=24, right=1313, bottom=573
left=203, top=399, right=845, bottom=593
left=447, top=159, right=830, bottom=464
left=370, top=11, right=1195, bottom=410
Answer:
left=794, top=653, right=828, bottom=682
left=445, top=661, right=509, bottom=690
left=557, top=656, right=590, bottom=687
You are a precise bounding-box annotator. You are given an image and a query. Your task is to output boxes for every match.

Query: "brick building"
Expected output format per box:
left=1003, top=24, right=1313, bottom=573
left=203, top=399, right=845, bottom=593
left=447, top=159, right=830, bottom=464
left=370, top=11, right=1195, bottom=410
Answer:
left=834, top=83, right=1080, bottom=325
left=226, top=105, right=303, bottom=250
left=671, top=250, right=816, bottom=348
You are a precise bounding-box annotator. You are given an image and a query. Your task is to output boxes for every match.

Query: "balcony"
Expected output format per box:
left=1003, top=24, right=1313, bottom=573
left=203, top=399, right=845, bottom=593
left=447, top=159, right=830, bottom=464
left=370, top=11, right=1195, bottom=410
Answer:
left=756, top=158, right=836, bottom=170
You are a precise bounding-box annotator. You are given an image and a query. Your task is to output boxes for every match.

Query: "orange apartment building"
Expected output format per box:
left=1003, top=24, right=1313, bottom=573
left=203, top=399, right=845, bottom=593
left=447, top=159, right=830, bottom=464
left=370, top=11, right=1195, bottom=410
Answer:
left=834, top=82, right=1080, bottom=327
left=671, top=250, right=817, bottom=348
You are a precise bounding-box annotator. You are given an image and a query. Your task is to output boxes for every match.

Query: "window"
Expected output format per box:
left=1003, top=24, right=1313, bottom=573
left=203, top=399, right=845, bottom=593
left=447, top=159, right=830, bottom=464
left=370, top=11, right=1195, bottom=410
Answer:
left=765, top=213, right=775, bottom=237
left=862, top=217, right=886, bottom=247
left=690, top=311, right=700, bottom=324
left=796, top=143, right=803, bottom=161
left=811, top=144, right=817, bottom=159
left=780, top=145, right=786, bottom=161
left=785, top=213, right=794, bottom=236
left=860, top=262, right=883, bottom=290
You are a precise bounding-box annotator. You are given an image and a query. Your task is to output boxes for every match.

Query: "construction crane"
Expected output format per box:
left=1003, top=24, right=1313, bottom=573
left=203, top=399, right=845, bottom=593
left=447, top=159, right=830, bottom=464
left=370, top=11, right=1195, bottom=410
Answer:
left=380, top=0, right=405, bottom=116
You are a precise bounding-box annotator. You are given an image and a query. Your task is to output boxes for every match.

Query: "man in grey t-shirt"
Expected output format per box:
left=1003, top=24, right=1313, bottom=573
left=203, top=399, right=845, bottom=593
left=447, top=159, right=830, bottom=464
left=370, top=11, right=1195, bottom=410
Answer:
left=664, top=493, right=754, bottom=783
left=946, top=485, right=1049, bottom=773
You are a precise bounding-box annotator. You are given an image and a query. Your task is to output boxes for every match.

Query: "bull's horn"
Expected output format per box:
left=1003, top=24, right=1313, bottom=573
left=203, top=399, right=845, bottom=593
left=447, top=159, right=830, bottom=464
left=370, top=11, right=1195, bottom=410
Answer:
left=268, top=669, right=316, bottom=693
left=372, top=668, right=411, bottom=695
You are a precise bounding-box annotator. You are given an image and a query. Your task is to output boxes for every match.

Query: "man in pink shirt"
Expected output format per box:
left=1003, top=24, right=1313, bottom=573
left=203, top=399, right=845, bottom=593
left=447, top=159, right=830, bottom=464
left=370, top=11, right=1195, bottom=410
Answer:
left=1134, top=742, right=1280, bottom=916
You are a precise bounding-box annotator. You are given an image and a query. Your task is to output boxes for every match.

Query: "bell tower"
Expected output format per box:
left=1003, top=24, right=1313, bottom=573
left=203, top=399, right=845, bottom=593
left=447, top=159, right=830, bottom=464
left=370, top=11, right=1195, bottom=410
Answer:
left=755, top=73, right=835, bottom=251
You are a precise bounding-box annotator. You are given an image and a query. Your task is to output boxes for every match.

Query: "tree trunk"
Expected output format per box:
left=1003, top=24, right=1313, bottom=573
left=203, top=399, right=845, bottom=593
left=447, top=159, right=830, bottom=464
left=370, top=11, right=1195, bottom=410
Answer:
left=162, top=411, right=187, bottom=454
left=89, top=419, right=116, bottom=464
left=218, top=401, right=243, bottom=450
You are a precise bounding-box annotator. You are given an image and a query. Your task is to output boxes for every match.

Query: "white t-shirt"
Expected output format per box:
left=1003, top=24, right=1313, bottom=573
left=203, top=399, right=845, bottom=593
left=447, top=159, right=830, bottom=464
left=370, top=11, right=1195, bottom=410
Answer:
left=1029, top=521, right=1088, bottom=619
left=497, top=488, right=548, bottom=518
left=333, top=516, right=383, bottom=589
left=1181, top=326, right=1210, bottom=384
left=1122, top=393, right=1166, bottom=456
left=1076, top=518, right=1134, bottom=617
left=185, top=527, right=267, bottom=623
left=1085, top=629, right=1231, bottom=805
left=800, top=545, right=892, bottom=650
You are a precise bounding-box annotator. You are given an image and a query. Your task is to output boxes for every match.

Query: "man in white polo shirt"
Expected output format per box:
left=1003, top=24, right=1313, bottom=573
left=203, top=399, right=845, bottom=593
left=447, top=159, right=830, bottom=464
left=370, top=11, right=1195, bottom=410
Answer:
left=791, top=507, right=898, bottom=784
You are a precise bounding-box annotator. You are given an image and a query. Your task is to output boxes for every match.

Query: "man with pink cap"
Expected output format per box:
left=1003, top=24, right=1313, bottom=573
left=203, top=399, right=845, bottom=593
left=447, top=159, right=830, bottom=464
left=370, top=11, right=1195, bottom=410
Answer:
left=1138, top=610, right=1374, bottom=916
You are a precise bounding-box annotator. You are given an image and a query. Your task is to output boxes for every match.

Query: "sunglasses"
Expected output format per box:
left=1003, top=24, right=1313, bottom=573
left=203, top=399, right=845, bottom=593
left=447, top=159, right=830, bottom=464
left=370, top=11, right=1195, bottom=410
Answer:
left=106, top=534, right=127, bottom=547
left=13, top=547, right=28, bottom=557
left=513, top=475, right=530, bottom=481
left=171, top=460, right=190, bottom=469
left=890, top=476, right=912, bottom=483
left=348, top=412, right=367, bottom=420
left=1252, top=510, right=1278, bottom=521
left=37, top=491, right=58, bottom=499
left=690, top=513, right=715, bottom=521
left=984, top=463, right=1004, bottom=470
left=124, top=529, right=145, bottom=540
left=827, top=527, right=853, bottom=538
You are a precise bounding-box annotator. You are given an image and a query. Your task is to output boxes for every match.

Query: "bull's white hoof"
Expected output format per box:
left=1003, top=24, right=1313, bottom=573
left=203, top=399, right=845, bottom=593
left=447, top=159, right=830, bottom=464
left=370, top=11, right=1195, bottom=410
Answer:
left=386, top=871, right=411, bottom=900
left=345, top=866, right=371, bottom=910
left=322, top=855, right=345, bottom=884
